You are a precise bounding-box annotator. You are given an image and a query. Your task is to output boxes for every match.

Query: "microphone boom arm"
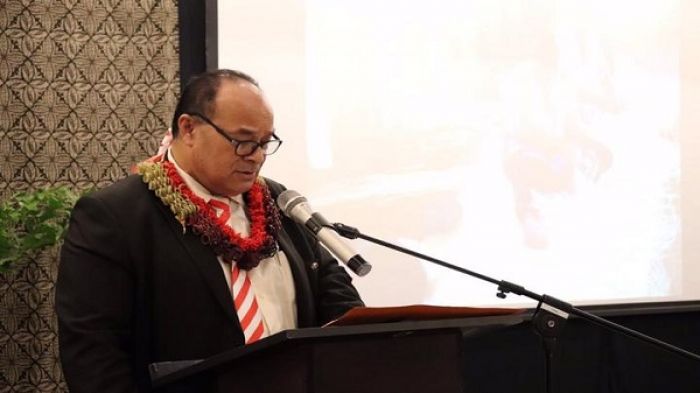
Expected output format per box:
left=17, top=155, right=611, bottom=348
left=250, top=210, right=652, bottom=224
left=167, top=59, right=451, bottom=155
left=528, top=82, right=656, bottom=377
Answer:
left=329, top=222, right=700, bottom=363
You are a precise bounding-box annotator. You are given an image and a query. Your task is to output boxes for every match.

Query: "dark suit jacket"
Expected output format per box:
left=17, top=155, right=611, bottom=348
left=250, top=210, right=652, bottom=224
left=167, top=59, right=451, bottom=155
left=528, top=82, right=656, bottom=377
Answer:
left=55, top=175, right=363, bottom=393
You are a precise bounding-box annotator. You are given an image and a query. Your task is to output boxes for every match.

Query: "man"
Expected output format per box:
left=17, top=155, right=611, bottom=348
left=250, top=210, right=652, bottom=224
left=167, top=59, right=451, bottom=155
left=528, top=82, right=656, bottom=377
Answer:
left=55, top=69, right=364, bottom=392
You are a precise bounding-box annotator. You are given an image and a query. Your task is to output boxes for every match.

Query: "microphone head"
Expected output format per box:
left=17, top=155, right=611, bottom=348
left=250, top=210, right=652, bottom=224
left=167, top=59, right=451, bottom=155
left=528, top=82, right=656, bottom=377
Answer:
left=347, top=255, right=372, bottom=277
left=276, top=190, right=308, bottom=217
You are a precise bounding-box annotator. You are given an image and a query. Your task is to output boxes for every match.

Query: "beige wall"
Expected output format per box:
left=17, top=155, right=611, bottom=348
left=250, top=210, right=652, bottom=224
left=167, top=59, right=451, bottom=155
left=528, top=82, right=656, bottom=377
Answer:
left=0, top=1, right=179, bottom=390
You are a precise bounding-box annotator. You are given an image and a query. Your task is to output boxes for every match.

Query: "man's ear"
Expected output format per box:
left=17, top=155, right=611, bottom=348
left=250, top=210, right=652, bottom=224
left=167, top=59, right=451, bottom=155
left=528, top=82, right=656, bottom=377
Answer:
left=177, top=114, right=197, bottom=145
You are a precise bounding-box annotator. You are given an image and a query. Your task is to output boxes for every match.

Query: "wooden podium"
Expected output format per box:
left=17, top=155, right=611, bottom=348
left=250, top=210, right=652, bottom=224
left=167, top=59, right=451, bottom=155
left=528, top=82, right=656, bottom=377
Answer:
left=150, top=309, right=525, bottom=393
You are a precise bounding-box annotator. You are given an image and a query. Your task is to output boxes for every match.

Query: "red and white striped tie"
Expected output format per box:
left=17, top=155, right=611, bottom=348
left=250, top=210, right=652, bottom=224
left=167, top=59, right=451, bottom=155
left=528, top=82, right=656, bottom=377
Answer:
left=231, top=263, right=266, bottom=343
left=209, top=199, right=266, bottom=344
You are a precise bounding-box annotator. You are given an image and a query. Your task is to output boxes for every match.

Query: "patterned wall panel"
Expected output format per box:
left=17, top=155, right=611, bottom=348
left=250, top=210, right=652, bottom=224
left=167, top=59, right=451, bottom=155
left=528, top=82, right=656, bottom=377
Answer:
left=0, top=0, right=180, bottom=391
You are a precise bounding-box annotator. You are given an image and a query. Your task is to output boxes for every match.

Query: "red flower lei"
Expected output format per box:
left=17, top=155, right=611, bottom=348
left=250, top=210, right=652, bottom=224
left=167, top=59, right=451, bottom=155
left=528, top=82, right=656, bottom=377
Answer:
left=161, top=161, right=281, bottom=269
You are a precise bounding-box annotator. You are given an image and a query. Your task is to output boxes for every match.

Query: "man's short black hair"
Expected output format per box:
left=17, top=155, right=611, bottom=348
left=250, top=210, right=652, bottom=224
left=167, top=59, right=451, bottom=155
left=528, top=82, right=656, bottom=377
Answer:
left=170, top=69, right=259, bottom=137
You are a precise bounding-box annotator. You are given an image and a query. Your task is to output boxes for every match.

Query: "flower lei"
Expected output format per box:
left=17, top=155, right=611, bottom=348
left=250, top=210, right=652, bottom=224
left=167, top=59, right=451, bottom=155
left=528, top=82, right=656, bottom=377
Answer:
left=137, top=161, right=281, bottom=270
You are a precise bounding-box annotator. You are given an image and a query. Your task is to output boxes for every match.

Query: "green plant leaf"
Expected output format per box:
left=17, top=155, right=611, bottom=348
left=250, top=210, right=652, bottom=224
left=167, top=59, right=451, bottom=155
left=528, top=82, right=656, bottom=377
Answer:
left=0, top=186, right=80, bottom=272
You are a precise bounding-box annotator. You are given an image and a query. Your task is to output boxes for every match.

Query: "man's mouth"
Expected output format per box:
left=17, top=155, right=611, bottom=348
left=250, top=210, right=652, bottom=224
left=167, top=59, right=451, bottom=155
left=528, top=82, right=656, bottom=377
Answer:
left=236, top=169, right=257, bottom=176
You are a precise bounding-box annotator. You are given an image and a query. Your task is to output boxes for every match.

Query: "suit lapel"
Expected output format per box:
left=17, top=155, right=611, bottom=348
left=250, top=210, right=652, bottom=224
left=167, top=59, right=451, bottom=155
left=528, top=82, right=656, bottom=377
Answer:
left=152, top=195, right=240, bottom=327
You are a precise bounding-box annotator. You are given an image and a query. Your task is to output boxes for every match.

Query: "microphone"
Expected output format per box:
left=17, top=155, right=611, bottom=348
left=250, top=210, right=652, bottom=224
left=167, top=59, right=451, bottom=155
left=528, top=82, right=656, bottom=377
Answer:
left=276, top=190, right=372, bottom=277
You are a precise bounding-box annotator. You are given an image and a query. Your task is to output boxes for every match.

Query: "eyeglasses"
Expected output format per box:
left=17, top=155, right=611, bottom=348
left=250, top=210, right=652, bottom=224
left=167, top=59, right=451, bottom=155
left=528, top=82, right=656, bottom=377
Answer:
left=187, top=112, right=283, bottom=156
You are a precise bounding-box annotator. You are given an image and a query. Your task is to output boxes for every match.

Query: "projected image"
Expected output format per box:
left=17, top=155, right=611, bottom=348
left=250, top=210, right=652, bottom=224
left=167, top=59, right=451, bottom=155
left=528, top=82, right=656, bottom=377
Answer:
left=497, top=13, right=618, bottom=250
left=504, top=127, right=613, bottom=250
left=218, top=0, right=685, bottom=307
left=302, top=0, right=680, bottom=306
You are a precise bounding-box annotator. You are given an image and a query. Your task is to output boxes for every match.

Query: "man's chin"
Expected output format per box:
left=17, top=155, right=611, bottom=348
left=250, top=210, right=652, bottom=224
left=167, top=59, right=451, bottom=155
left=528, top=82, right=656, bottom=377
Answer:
left=225, top=179, right=257, bottom=196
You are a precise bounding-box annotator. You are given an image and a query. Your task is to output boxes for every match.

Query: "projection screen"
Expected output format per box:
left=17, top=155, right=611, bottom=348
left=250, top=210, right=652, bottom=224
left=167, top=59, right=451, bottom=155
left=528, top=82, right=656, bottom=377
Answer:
left=217, top=0, right=700, bottom=308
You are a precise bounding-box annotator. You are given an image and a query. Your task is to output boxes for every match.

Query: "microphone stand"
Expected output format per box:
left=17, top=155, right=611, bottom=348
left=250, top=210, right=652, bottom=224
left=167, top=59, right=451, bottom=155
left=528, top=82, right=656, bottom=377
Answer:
left=329, top=222, right=700, bottom=393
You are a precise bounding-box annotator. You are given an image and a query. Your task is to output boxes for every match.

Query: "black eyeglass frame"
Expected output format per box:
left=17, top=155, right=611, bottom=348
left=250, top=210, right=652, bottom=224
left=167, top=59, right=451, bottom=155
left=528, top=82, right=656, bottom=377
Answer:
left=187, top=112, right=283, bottom=156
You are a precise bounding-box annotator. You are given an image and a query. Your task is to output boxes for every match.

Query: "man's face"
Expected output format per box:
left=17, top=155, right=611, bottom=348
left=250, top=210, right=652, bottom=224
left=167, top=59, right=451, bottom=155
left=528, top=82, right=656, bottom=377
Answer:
left=182, top=80, right=275, bottom=197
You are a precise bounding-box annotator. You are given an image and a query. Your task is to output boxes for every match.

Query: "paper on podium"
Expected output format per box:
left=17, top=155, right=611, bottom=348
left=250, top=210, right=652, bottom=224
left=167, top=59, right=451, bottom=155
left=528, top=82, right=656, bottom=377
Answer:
left=324, top=305, right=526, bottom=327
